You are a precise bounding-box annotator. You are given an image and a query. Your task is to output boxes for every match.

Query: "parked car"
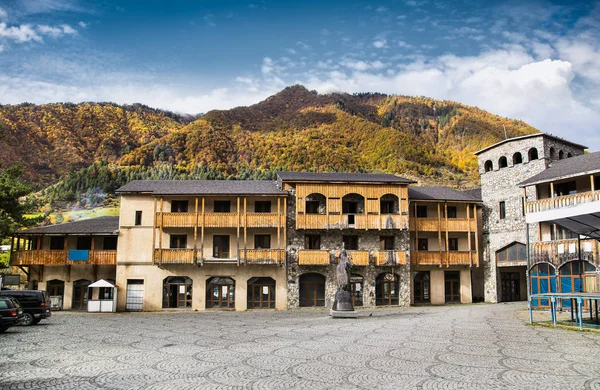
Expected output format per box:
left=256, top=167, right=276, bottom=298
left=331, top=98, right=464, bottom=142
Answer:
left=0, top=297, right=24, bottom=332
left=0, top=290, right=51, bottom=326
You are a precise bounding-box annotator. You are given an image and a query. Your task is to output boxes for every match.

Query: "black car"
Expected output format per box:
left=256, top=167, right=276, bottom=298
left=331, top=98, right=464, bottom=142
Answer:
left=0, top=290, right=51, bottom=326
left=0, top=297, right=24, bottom=333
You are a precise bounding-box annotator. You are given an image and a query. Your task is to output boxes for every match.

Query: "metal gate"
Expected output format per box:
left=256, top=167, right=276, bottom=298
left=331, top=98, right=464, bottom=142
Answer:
left=126, top=281, right=144, bottom=311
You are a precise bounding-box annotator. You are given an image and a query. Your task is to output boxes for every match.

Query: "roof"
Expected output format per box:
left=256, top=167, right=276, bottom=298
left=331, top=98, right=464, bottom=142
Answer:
left=520, top=151, right=600, bottom=187
left=89, top=279, right=115, bottom=288
left=408, top=186, right=482, bottom=202
left=116, top=180, right=286, bottom=195
left=474, top=133, right=587, bottom=156
left=16, top=216, right=119, bottom=236
left=277, top=171, right=415, bottom=184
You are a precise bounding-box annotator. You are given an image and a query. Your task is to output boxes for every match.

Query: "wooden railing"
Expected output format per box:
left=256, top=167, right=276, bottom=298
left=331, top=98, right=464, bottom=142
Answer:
left=346, top=250, right=370, bottom=266
left=10, top=250, right=117, bottom=266
left=240, top=249, right=285, bottom=265
left=411, top=251, right=477, bottom=267
left=531, top=239, right=599, bottom=266
left=158, top=212, right=285, bottom=228
left=410, top=218, right=477, bottom=232
left=525, top=190, right=600, bottom=214
left=153, top=249, right=195, bottom=265
left=374, top=250, right=407, bottom=266
left=298, top=250, right=330, bottom=265
left=297, top=213, right=407, bottom=230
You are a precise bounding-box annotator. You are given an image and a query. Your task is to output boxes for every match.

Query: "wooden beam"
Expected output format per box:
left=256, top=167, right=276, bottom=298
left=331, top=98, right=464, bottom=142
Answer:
left=445, top=202, right=449, bottom=267
left=414, top=202, right=419, bottom=258
left=467, top=204, right=472, bottom=267
left=438, top=203, right=442, bottom=264
left=152, top=197, right=157, bottom=261
left=591, top=175, right=595, bottom=192
left=159, top=197, right=163, bottom=266
left=474, top=205, right=479, bottom=267
left=550, top=182, right=555, bottom=198
left=194, top=197, right=198, bottom=263
left=243, top=197, right=247, bottom=265
left=237, top=196, right=241, bottom=265
left=277, top=197, right=281, bottom=249
left=283, top=197, right=287, bottom=256
left=200, top=197, right=205, bottom=264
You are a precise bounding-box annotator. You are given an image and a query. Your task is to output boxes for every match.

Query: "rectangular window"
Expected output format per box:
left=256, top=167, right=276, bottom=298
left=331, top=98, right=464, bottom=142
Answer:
left=305, top=201, right=320, bottom=214
left=554, top=181, right=577, bottom=197
left=77, top=237, right=92, bottom=250
left=135, top=211, right=142, bottom=226
left=254, top=234, right=271, bottom=249
left=169, top=235, right=187, bottom=249
left=342, top=201, right=358, bottom=214
left=214, top=201, right=231, bottom=213
left=171, top=200, right=189, bottom=212
left=380, top=236, right=394, bottom=250
left=418, top=238, right=428, bottom=251
left=103, top=236, right=118, bottom=250
left=50, top=236, right=65, bottom=250
left=343, top=235, right=358, bottom=250
left=448, top=238, right=459, bottom=251
left=213, top=235, right=230, bottom=258
left=416, top=205, right=428, bottom=218
left=305, top=235, right=321, bottom=250
left=380, top=200, right=394, bottom=214
left=254, top=201, right=271, bottom=213
left=499, top=201, right=506, bottom=219
left=447, top=206, right=457, bottom=219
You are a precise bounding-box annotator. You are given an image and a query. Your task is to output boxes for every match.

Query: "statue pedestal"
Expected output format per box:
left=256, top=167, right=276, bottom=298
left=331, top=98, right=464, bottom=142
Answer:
left=330, top=290, right=358, bottom=319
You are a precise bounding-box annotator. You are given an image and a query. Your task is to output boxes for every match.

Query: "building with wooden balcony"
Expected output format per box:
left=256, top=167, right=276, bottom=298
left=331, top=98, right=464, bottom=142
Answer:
left=520, top=151, right=600, bottom=307
left=408, top=187, right=483, bottom=305
left=277, top=171, right=415, bottom=309
left=115, top=180, right=289, bottom=311
left=9, top=216, right=119, bottom=310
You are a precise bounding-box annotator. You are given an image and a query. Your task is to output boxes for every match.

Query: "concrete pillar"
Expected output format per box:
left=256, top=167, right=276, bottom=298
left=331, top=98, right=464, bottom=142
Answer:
left=276, top=273, right=288, bottom=310
left=193, top=275, right=206, bottom=311
left=235, top=276, right=248, bottom=311
left=430, top=269, right=445, bottom=305
left=460, top=269, right=472, bottom=303
left=63, top=281, right=73, bottom=310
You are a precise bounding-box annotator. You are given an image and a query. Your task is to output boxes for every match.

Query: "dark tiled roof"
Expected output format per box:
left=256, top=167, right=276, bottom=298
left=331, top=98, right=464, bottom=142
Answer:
left=474, top=133, right=587, bottom=155
left=17, top=216, right=119, bottom=235
left=276, top=171, right=415, bottom=184
left=409, top=187, right=482, bottom=202
left=520, top=151, right=600, bottom=187
left=116, top=180, right=286, bottom=195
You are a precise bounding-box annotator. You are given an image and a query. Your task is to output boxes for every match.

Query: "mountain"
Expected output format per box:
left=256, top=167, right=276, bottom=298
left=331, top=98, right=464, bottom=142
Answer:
left=1, top=86, right=539, bottom=206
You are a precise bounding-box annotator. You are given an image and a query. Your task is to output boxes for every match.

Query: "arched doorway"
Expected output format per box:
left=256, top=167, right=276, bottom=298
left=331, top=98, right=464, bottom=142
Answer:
left=305, top=193, right=326, bottom=214
left=413, top=272, right=430, bottom=304
left=342, top=193, right=365, bottom=227
left=47, top=279, right=65, bottom=310
left=531, top=263, right=556, bottom=308
left=299, top=273, right=326, bottom=307
left=72, top=279, right=91, bottom=310
left=206, top=277, right=235, bottom=309
left=376, top=273, right=399, bottom=306
left=350, top=273, right=363, bottom=307
left=559, top=261, right=597, bottom=309
left=163, top=276, right=193, bottom=309
left=247, top=277, right=275, bottom=309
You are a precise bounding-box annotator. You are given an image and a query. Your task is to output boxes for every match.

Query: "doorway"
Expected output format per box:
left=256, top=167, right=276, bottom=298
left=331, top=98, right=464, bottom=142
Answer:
left=162, top=276, right=193, bottom=309
left=299, top=273, right=326, bottom=307
left=444, top=271, right=460, bottom=303
left=247, top=277, right=275, bottom=309
left=72, top=279, right=91, bottom=310
left=206, top=277, right=235, bottom=309
left=414, top=272, right=430, bottom=304
left=500, top=272, right=521, bottom=302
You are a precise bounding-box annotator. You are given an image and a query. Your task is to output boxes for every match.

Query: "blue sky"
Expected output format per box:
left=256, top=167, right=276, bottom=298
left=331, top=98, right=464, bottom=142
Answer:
left=1, top=0, right=599, bottom=149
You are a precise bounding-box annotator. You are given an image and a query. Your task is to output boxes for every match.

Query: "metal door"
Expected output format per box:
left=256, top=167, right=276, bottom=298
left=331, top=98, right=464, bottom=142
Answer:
left=126, top=283, right=144, bottom=311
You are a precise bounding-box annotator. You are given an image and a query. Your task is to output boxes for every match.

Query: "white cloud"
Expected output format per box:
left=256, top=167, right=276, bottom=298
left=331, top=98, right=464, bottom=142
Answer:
left=285, top=48, right=296, bottom=54
left=375, top=6, right=388, bottom=13
left=373, top=39, right=387, bottom=48
left=78, top=21, right=88, bottom=28
left=0, top=7, right=7, bottom=21
left=0, top=23, right=41, bottom=42
left=296, top=41, right=310, bottom=50
left=339, top=59, right=386, bottom=71
left=0, top=44, right=4, bottom=52
left=37, top=24, right=77, bottom=37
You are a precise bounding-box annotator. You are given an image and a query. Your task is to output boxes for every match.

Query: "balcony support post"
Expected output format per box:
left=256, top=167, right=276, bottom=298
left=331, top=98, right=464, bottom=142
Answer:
left=437, top=203, right=442, bottom=266
left=66, top=264, right=71, bottom=282
left=194, top=197, right=198, bottom=264
left=591, top=175, right=595, bottom=192
left=284, top=197, right=287, bottom=254
left=64, top=235, right=69, bottom=265
left=159, top=197, right=163, bottom=266
left=474, top=205, right=480, bottom=267
left=467, top=204, right=472, bottom=267
left=445, top=202, right=449, bottom=267
left=243, top=197, right=247, bottom=265
left=16, top=236, right=20, bottom=251
left=200, top=197, right=205, bottom=265
left=237, top=197, right=241, bottom=266
left=152, top=197, right=157, bottom=264
left=277, top=197, right=281, bottom=250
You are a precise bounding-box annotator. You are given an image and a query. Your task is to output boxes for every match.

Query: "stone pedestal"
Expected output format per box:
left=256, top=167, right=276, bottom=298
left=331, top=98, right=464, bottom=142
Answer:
left=330, top=290, right=358, bottom=319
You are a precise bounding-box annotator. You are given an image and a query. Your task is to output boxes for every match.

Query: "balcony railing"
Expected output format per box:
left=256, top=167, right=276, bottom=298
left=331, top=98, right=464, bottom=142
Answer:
left=158, top=212, right=285, bottom=228
left=530, top=239, right=599, bottom=266
left=10, top=250, right=117, bottom=266
left=240, top=249, right=285, bottom=265
left=346, top=250, right=370, bottom=266
left=153, top=249, right=195, bottom=265
left=298, top=250, right=331, bottom=265
left=410, top=218, right=477, bottom=232
left=411, top=251, right=477, bottom=267
left=525, top=190, right=600, bottom=214
left=374, top=250, right=407, bottom=266
left=296, top=213, right=407, bottom=230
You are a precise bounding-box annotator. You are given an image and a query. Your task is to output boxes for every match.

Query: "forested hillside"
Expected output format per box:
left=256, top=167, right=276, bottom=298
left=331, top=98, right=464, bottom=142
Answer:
left=1, top=85, right=539, bottom=208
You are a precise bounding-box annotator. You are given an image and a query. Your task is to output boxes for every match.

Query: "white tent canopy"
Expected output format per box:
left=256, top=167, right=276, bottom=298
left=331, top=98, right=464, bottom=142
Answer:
left=88, top=279, right=115, bottom=288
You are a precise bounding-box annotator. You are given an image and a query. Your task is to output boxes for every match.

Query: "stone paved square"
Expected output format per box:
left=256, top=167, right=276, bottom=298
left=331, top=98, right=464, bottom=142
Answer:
left=1, top=303, right=600, bottom=389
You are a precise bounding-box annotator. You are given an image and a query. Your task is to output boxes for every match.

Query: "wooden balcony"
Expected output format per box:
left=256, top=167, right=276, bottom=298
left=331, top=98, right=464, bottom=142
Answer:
left=245, top=214, right=285, bottom=228
left=159, top=212, right=196, bottom=227
left=374, top=250, right=407, bottom=266
left=10, top=250, right=117, bottom=266
left=411, top=251, right=477, bottom=267
left=410, top=218, right=477, bottom=232
left=346, top=250, right=370, bottom=266
left=531, top=239, right=599, bottom=266
left=158, top=212, right=284, bottom=228
left=296, top=213, right=407, bottom=230
left=526, top=191, right=600, bottom=214
left=153, top=249, right=195, bottom=265
left=240, top=249, right=285, bottom=265
left=298, top=250, right=330, bottom=265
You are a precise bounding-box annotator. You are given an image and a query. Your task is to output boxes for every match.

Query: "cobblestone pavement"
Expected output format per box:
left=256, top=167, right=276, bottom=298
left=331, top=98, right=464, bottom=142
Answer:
left=1, top=302, right=600, bottom=389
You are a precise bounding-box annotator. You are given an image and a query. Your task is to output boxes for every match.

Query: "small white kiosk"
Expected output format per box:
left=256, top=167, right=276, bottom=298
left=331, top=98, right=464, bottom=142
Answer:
left=87, top=279, right=117, bottom=313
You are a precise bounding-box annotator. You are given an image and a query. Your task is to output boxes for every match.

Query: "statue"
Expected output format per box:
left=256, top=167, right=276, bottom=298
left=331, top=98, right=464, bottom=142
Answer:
left=331, top=243, right=356, bottom=314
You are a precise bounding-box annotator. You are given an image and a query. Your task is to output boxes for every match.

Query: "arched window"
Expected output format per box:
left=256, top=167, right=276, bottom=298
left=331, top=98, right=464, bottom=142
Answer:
left=528, top=148, right=538, bottom=161
left=299, top=273, right=326, bottom=307
left=164, top=276, right=193, bottom=309
left=567, top=152, right=572, bottom=158
left=414, top=271, right=430, bottom=304
left=206, top=276, right=234, bottom=309
left=350, top=273, right=364, bottom=307
left=72, top=279, right=91, bottom=310
left=559, top=261, right=596, bottom=309
left=247, top=277, right=275, bottom=309
left=530, top=263, right=556, bottom=308
left=512, top=152, right=523, bottom=165
left=305, top=193, right=326, bottom=214
left=342, top=193, right=365, bottom=227
left=380, top=194, right=399, bottom=214
left=559, top=150, right=564, bottom=160
left=498, top=156, right=508, bottom=168
left=496, top=242, right=527, bottom=263
left=484, top=160, right=493, bottom=172
left=376, top=273, right=399, bottom=306
left=47, top=279, right=65, bottom=310
left=549, top=147, right=556, bottom=159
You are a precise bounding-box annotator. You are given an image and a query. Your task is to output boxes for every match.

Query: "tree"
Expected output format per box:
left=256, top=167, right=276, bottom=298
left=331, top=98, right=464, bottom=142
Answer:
left=0, top=165, right=40, bottom=238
